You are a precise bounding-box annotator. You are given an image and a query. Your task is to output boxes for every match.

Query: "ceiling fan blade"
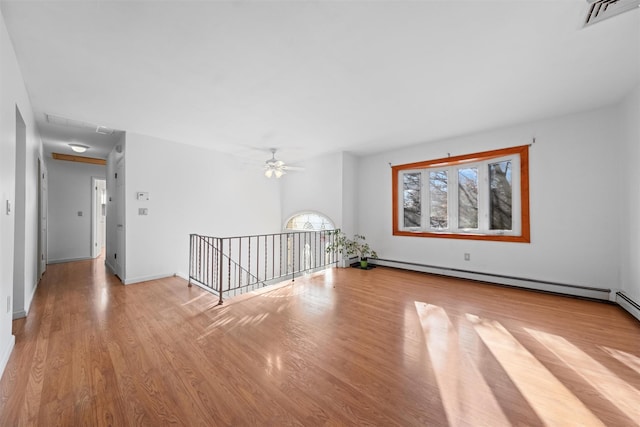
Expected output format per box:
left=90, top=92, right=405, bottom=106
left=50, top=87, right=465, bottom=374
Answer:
left=282, top=165, right=305, bottom=171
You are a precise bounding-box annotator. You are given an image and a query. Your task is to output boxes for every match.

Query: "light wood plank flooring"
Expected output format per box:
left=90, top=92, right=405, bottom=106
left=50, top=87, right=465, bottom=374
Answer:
left=0, top=257, right=639, bottom=426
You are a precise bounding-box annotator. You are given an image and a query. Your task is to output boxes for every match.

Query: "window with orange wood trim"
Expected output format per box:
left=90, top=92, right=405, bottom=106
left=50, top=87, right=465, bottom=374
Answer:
left=392, top=145, right=530, bottom=243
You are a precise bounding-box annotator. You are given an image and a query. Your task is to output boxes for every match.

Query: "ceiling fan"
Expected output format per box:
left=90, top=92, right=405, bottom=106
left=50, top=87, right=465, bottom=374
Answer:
left=264, top=148, right=304, bottom=178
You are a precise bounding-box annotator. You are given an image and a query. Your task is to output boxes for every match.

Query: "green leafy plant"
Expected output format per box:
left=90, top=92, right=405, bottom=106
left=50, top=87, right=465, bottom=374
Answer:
left=347, top=234, right=378, bottom=260
left=326, top=230, right=378, bottom=268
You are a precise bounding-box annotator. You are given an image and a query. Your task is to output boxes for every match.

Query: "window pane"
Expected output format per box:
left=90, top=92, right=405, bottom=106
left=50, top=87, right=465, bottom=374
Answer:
left=403, top=172, right=421, bottom=227
left=429, top=170, right=448, bottom=229
left=458, top=168, right=478, bottom=229
left=490, top=160, right=512, bottom=230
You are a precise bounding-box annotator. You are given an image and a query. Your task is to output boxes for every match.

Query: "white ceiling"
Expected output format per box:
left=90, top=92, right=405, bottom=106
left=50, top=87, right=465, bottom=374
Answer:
left=1, top=0, right=638, bottom=163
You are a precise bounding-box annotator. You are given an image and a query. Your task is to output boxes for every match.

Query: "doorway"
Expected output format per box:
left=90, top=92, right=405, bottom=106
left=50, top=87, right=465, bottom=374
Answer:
left=13, top=106, right=26, bottom=318
left=37, top=158, right=48, bottom=278
left=91, top=178, right=107, bottom=258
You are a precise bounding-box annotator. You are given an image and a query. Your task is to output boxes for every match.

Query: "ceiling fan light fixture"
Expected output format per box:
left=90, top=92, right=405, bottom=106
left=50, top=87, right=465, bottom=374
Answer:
left=265, top=169, right=274, bottom=178
left=69, top=143, right=89, bottom=153
left=274, top=169, right=284, bottom=178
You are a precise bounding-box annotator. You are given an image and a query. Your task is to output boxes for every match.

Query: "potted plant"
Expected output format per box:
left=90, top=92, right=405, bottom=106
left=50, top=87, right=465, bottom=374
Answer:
left=347, top=234, right=378, bottom=269
left=325, top=229, right=350, bottom=267
left=325, top=230, right=378, bottom=269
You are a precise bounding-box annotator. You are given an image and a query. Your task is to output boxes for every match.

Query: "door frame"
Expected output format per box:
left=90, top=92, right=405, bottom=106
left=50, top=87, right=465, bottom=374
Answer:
left=91, top=176, right=106, bottom=258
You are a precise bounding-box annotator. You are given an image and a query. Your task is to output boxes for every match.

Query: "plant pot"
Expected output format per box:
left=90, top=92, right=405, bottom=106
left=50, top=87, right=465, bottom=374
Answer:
left=360, top=260, right=368, bottom=269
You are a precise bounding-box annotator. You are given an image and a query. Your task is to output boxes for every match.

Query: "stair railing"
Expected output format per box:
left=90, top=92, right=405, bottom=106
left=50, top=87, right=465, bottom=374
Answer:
left=189, top=230, right=336, bottom=305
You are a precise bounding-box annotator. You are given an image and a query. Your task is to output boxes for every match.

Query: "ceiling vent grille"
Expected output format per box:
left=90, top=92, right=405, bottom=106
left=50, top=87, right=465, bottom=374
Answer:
left=45, top=113, right=115, bottom=135
left=96, top=126, right=114, bottom=135
left=584, top=0, right=640, bottom=27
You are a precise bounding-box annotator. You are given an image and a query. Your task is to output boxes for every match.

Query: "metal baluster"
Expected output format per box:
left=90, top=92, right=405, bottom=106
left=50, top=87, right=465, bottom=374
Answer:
left=188, top=234, right=193, bottom=287
left=217, top=238, right=224, bottom=305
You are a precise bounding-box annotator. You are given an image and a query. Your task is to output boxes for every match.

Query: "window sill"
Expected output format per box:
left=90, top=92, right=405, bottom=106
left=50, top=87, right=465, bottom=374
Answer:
left=393, top=230, right=530, bottom=243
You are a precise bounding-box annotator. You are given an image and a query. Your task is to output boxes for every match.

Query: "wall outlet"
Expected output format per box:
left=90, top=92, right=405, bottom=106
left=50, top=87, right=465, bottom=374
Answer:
left=464, top=253, right=470, bottom=261
left=139, top=208, right=148, bottom=216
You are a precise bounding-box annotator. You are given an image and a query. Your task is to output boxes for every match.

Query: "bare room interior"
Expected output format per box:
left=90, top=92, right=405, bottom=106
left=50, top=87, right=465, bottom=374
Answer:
left=0, top=1, right=639, bottom=425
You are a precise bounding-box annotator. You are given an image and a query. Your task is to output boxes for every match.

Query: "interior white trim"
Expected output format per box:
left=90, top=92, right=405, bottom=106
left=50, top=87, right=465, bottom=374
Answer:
left=0, top=335, right=15, bottom=376
left=47, top=256, right=93, bottom=264
left=616, top=292, right=640, bottom=321
left=123, top=273, right=176, bottom=285
left=371, top=258, right=611, bottom=301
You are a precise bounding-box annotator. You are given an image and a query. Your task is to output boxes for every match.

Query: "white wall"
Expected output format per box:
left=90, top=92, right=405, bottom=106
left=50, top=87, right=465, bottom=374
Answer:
left=124, top=133, right=281, bottom=284
left=340, top=152, right=358, bottom=237
left=46, top=158, right=106, bottom=263
left=0, top=8, right=43, bottom=372
left=357, top=105, right=622, bottom=292
left=620, top=84, right=640, bottom=306
left=280, top=151, right=344, bottom=229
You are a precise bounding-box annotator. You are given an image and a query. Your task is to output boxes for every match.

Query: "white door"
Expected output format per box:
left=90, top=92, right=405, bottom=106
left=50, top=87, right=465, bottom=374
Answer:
left=92, top=178, right=107, bottom=258
left=38, top=160, right=48, bottom=277
left=115, top=160, right=125, bottom=280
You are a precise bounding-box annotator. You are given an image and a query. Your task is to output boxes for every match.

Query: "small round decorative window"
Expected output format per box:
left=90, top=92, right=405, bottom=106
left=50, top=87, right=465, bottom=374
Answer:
left=284, top=212, right=335, bottom=231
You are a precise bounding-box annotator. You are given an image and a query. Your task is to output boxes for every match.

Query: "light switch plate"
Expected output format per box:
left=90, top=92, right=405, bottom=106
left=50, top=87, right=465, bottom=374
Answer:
left=6, top=200, right=11, bottom=215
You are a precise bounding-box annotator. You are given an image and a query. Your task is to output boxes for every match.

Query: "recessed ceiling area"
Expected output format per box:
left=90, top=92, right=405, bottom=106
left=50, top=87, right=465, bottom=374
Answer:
left=1, top=1, right=638, bottom=164
left=39, top=114, right=123, bottom=160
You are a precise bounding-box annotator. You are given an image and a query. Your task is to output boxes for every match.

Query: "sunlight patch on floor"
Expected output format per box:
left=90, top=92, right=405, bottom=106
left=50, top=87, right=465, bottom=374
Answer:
left=415, top=302, right=510, bottom=426
left=527, top=328, right=640, bottom=423
left=466, top=314, right=605, bottom=427
left=600, top=346, right=640, bottom=376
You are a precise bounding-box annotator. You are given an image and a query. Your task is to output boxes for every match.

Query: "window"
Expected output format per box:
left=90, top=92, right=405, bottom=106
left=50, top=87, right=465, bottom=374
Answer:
left=284, top=212, right=335, bottom=231
left=392, top=145, right=530, bottom=242
left=284, top=212, right=335, bottom=271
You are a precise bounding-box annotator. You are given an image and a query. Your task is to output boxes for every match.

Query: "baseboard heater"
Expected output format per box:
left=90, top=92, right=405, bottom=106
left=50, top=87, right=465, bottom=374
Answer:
left=616, top=291, right=640, bottom=321
left=371, top=258, right=611, bottom=301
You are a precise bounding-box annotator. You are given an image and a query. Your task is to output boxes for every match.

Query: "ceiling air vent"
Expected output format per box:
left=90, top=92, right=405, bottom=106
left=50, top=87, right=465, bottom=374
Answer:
left=584, top=0, right=640, bottom=27
left=45, top=113, right=92, bottom=129
left=96, top=126, right=114, bottom=135
left=45, top=113, right=116, bottom=135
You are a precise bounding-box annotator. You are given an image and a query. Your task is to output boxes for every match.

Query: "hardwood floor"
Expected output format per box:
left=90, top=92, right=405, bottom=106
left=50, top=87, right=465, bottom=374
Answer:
left=1, top=257, right=639, bottom=426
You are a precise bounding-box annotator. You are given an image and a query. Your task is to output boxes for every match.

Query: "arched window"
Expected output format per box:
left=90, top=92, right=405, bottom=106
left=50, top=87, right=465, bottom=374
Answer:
left=283, top=212, right=335, bottom=271
left=284, top=212, right=335, bottom=231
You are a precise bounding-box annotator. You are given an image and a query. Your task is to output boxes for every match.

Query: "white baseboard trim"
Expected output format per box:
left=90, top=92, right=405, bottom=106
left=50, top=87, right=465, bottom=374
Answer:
left=0, top=335, right=16, bottom=378
left=47, top=256, right=92, bottom=264
left=12, top=310, right=27, bottom=320
left=104, top=259, right=116, bottom=275
left=123, top=273, right=176, bottom=285
left=23, top=280, right=38, bottom=317
left=372, top=258, right=611, bottom=300
left=616, top=292, right=640, bottom=321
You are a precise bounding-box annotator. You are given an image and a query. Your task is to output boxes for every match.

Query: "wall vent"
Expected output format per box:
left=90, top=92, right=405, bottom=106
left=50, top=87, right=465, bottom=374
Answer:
left=96, top=126, right=114, bottom=135
left=584, top=0, right=640, bottom=27
left=45, top=113, right=116, bottom=135
left=45, top=113, right=93, bottom=129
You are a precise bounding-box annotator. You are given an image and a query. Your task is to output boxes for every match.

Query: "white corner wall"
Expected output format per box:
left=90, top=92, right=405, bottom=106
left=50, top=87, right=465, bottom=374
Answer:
left=0, top=8, right=43, bottom=374
left=619, top=84, right=640, bottom=315
left=280, top=151, right=344, bottom=229
left=46, top=158, right=106, bottom=263
left=357, top=105, right=622, bottom=295
left=123, top=133, right=281, bottom=284
left=340, top=152, right=358, bottom=237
